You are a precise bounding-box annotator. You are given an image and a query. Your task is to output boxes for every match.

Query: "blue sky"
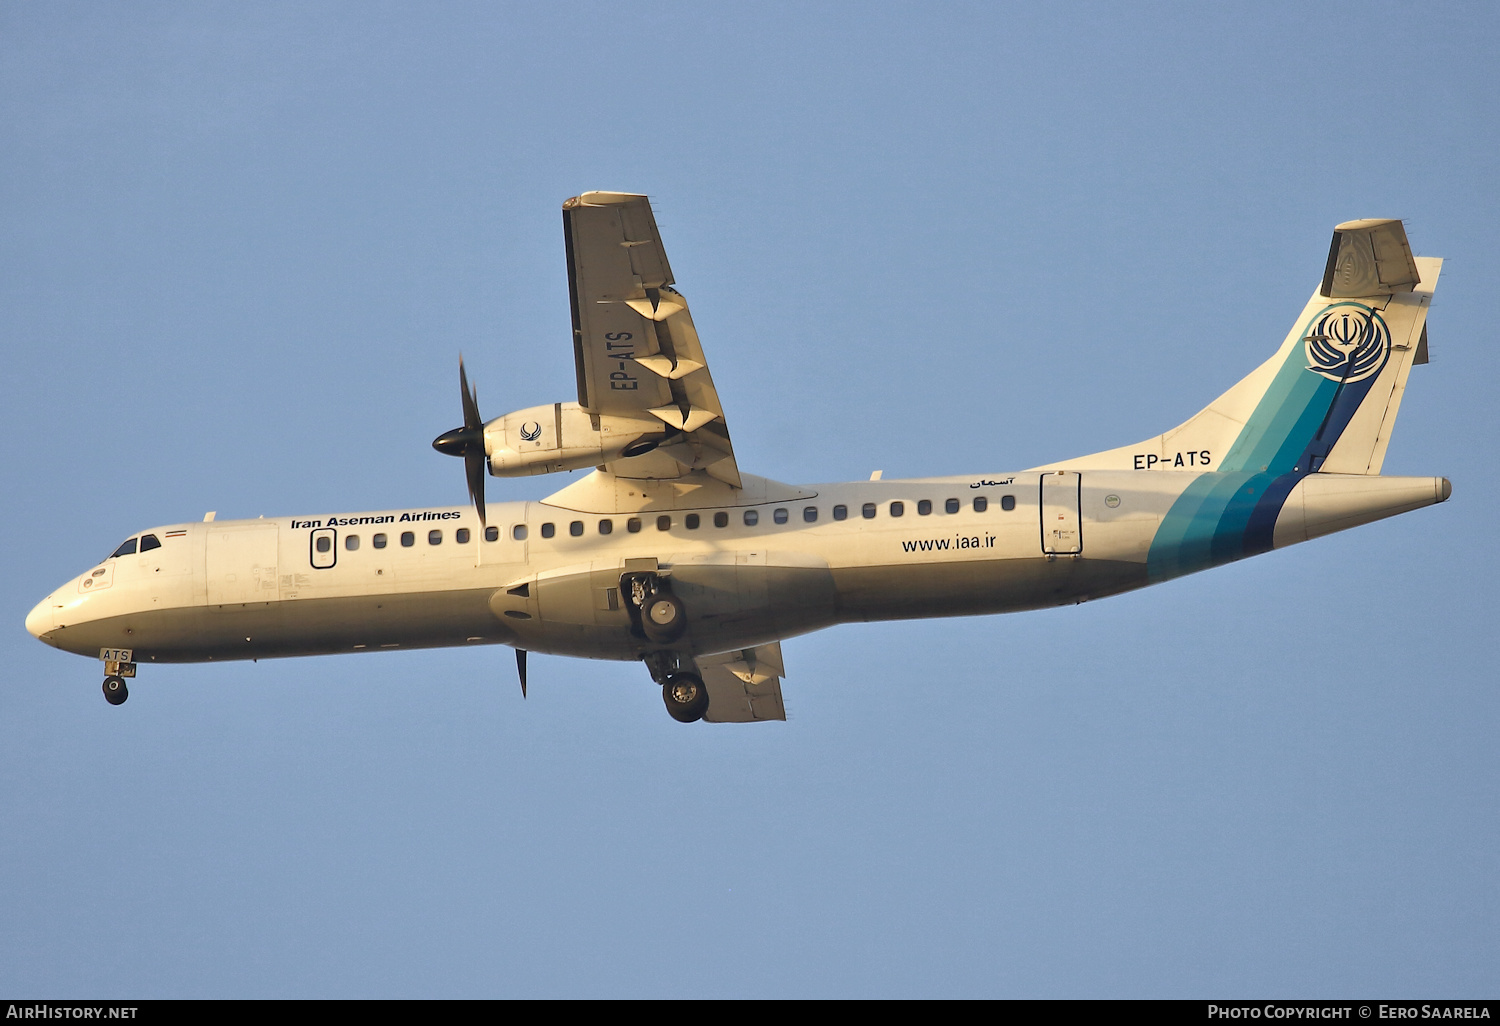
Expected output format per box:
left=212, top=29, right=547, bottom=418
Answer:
left=3, top=2, right=1496, bottom=997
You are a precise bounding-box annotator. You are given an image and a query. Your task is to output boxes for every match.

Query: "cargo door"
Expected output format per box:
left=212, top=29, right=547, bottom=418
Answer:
left=206, top=525, right=280, bottom=605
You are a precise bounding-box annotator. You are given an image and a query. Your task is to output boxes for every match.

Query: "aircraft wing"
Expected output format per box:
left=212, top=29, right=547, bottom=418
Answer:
left=563, top=192, right=741, bottom=487
left=696, top=642, right=786, bottom=722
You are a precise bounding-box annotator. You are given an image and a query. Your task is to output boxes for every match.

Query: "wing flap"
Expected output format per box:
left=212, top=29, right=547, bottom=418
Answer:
left=696, top=642, right=787, bottom=723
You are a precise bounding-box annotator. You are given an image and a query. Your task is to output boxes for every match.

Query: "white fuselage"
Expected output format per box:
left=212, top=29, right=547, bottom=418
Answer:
left=26, top=468, right=1447, bottom=668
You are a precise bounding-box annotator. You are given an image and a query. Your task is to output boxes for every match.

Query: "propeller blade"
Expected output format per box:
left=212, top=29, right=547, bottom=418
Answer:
left=432, top=357, right=489, bottom=528
left=516, top=649, right=528, bottom=699
left=460, top=357, right=481, bottom=432
left=466, top=448, right=487, bottom=529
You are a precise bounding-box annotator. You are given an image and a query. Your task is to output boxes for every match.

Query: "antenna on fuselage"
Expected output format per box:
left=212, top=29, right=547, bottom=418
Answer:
left=516, top=649, right=528, bottom=699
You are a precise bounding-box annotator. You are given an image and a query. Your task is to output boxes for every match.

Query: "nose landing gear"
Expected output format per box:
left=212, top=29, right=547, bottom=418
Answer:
left=103, top=675, right=128, bottom=705
left=99, top=649, right=135, bottom=706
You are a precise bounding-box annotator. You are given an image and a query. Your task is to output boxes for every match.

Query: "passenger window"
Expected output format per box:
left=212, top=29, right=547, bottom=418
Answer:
left=569, top=521, right=583, bottom=537
left=111, top=538, right=138, bottom=558
left=541, top=523, right=556, bottom=538
left=139, top=534, right=161, bottom=552
left=1001, top=495, right=1016, bottom=511
left=773, top=508, right=789, bottom=524
left=428, top=530, right=442, bottom=545
left=862, top=502, right=876, bottom=519
left=456, top=528, right=470, bottom=544
left=627, top=518, right=642, bottom=533
left=401, top=531, right=415, bottom=547
left=373, top=533, right=388, bottom=549
left=973, top=497, right=988, bottom=513
left=511, top=525, right=526, bottom=541
left=685, top=513, right=700, bottom=530
left=599, top=519, right=612, bottom=535
left=346, top=535, right=360, bottom=551
left=743, top=509, right=759, bottom=526
left=657, top=515, right=671, bottom=531
left=803, top=506, right=818, bottom=523
left=918, top=499, right=932, bottom=516
left=316, top=536, right=332, bottom=553
left=833, top=505, right=847, bottom=521
left=890, top=501, right=904, bottom=517
left=485, top=526, right=499, bottom=542
left=713, top=512, right=728, bottom=528
left=945, top=498, right=960, bottom=514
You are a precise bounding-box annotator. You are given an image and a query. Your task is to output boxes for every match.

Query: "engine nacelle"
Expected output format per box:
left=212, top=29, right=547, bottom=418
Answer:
left=484, top=402, right=666, bottom=477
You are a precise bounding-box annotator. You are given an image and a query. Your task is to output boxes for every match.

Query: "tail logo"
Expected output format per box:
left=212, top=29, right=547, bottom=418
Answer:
left=1304, top=304, right=1391, bottom=384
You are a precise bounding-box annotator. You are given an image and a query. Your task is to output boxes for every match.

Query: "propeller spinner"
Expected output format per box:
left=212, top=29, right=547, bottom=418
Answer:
left=431, top=358, right=489, bottom=528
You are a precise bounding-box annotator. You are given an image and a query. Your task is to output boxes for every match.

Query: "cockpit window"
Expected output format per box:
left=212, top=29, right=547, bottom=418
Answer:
left=110, top=538, right=138, bottom=558
left=139, top=534, right=161, bottom=552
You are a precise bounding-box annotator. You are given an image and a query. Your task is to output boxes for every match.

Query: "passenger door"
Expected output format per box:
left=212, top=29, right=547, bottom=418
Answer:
left=1040, top=472, right=1082, bottom=555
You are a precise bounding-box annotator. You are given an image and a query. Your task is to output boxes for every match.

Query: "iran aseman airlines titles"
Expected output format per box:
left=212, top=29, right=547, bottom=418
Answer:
left=27, top=197, right=1449, bottom=723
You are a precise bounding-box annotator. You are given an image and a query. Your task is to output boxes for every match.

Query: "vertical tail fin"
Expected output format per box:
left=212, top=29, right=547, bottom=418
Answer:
left=1047, top=219, right=1440, bottom=476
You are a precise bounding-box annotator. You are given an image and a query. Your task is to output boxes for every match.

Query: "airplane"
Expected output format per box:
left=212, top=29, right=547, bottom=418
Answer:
left=26, top=194, right=1450, bottom=723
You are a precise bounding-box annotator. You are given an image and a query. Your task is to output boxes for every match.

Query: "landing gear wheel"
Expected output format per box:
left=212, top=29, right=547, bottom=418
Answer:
left=102, top=675, right=128, bottom=706
left=642, top=592, right=686, bottom=643
left=662, top=672, right=709, bottom=723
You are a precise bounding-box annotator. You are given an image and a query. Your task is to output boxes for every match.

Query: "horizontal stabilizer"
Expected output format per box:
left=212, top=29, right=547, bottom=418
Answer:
left=1322, top=219, right=1420, bottom=298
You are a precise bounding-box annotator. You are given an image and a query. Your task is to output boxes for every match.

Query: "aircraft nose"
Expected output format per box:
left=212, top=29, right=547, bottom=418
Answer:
left=25, top=595, right=57, bottom=642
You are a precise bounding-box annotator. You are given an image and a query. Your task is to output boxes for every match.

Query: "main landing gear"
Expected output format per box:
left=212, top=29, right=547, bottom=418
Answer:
left=627, top=573, right=706, bottom=723
left=661, top=672, right=709, bottom=723
left=622, top=571, right=686, bottom=643
left=643, top=651, right=709, bottom=724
